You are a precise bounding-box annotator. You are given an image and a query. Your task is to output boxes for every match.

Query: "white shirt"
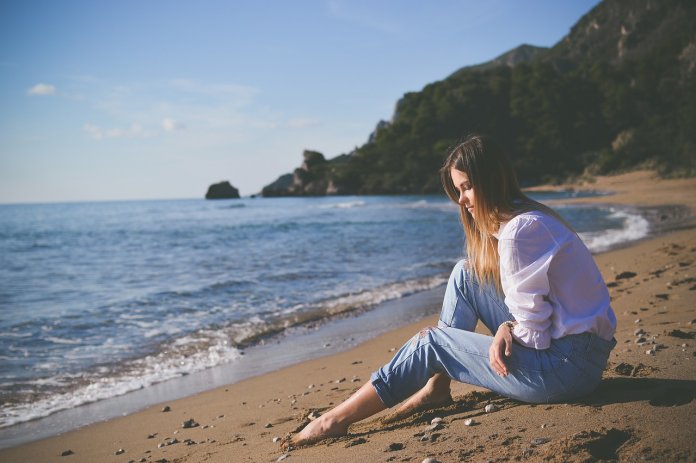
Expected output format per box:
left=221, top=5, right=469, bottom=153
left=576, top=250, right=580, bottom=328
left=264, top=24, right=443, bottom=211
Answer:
left=496, top=210, right=617, bottom=349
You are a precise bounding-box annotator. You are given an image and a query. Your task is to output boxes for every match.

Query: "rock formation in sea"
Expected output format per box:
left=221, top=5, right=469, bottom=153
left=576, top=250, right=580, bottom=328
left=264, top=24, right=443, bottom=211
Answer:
left=205, top=181, right=240, bottom=199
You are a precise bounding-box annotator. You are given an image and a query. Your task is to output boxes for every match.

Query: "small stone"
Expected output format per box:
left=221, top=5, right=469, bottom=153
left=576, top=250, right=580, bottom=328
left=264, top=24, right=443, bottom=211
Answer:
left=431, top=417, right=443, bottom=425
left=272, top=437, right=281, bottom=443
left=646, top=349, right=655, bottom=355
left=484, top=404, right=499, bottom=413
left=140, top=459, right=147, bottom=462
left=635, top=319, right=642, bottom=324
left=264, top=423, right=273, bottom=428
left=635, top=328, right=646, bottom=336
left=61, top=450, right=74, bottom=456
left=307, top=411, right=320, bottom=420
left=422, top=458, right=440, bottom=463
left=307, top=384, right=315, bottom=389
left=426, top=423, right=442, bottom=432
left=182, top=418, right=199, bottom=429
left=161, top=405, right=171, bottom=412
left=147, top=433, right=157, bottom=439
left=464, top=418, right=475, bottom=426
left=115, top=448, right=125, bottom=455
left=635, top=336, right=647, bottom=344
left=277, top=454, right=289, bottom=461
left=335, top=377, right=346, bottom=383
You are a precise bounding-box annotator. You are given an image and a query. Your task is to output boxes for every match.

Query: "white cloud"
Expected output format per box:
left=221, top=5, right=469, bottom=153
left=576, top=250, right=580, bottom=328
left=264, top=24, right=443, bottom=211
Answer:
left=162, top=118, right=185, bottom=132
left=84, top=122, right=148, bottom=140
left=28, top=83, right=56, bottom=96
left=83, top=123, right=103, bottom=140
left=286, top=117, right=320, bottom=129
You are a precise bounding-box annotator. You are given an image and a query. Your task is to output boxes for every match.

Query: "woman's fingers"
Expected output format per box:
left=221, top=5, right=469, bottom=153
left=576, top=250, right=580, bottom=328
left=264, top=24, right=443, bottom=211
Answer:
left=489, top=338, right=508, bottom=376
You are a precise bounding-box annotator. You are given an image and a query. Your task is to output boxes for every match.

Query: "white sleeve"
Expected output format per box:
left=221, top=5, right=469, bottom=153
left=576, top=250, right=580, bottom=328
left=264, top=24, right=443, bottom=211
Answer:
left=498, top=218, right=559, bottom=350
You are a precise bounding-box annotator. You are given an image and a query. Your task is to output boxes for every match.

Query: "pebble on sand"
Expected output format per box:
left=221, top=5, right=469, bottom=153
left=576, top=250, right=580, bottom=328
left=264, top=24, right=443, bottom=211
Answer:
left=484, top=404, right=499, bottom=413
left=422, top=458, right=440, bottom=463
left=161, top=405, right=171, bottom=412
left=430, top=417, right=443, bottom=425
left=61, top=449, right=74, bottom=456
left=277, top=453, right=290, bottom=461
left=426, top=422, right=442, bottom=432
left=182, top=418, right=199, bottom=429
left=464, top=418, right=475, bottom=426
left=115, top=448, right=125, bottom=455
left=272, top=437, right=281, bottom=443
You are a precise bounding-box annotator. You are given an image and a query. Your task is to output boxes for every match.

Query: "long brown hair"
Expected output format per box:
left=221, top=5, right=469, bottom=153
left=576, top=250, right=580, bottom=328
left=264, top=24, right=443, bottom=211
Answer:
left=440, top=134, right=572, bottom=292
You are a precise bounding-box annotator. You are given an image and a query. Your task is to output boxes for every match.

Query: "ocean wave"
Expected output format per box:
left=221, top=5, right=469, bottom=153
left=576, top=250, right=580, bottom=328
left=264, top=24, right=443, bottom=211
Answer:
left=579, top=208, right=650, bottom=253
left=0, top=273, right=450, bottom=429
left=395, top=200, right=455, bottom=212
left=0, top=331, right=243, bottom=428
left=318, top=200, right=366, bottom=209
left=43, top=336, right=82, bottom=345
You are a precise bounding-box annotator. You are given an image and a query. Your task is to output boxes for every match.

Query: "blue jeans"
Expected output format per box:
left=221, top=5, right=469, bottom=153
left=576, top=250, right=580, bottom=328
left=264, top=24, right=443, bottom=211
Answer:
left=371, top=259, right=616, bottom=407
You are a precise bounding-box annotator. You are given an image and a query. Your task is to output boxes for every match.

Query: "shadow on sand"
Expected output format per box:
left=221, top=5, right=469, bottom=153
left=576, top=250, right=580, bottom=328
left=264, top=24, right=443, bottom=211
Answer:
left=580, top=377, right=696, bottom=407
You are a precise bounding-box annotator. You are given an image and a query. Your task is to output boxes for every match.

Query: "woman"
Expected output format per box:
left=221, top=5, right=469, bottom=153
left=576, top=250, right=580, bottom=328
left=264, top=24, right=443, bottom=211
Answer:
left=286, top=134, right=617, bottom=448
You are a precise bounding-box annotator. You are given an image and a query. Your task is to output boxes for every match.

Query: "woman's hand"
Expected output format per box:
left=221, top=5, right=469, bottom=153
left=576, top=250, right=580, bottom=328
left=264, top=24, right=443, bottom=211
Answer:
left=489, top=323, right=514, bottom=376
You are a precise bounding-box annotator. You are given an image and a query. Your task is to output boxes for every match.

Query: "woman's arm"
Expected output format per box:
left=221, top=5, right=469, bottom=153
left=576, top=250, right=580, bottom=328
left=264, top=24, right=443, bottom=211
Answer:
left=498, top=216, right=560, bottom=350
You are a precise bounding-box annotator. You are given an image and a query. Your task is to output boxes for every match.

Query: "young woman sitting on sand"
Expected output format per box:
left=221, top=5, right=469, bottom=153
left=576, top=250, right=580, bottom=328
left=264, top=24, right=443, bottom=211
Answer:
left=286, top=134, right=617, bottom=448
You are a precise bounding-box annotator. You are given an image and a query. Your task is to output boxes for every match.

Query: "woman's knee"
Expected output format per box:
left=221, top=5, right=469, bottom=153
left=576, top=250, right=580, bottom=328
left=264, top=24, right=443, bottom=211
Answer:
left=447, top=259, right=470, bottom=288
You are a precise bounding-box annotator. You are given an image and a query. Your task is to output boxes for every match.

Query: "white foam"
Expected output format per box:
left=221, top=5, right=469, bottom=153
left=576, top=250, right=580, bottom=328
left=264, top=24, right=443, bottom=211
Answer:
left=396, top=200, right=455, bottom=212
left=319, top=274, right=448, bottom=315
left=579, top=208, right=650, bottom=253
left=0, top=332, right=242, bottom=428
left=318, top=200, right=366, bottom=209
left=44, top=336, right=81, bottom=345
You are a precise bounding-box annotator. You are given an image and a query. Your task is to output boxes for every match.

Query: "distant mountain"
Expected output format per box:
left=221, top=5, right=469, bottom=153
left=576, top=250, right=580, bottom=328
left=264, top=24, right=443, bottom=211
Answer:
left=449, top=44, right=549, bottom=76
left=262, top=0, right=696, bottom=196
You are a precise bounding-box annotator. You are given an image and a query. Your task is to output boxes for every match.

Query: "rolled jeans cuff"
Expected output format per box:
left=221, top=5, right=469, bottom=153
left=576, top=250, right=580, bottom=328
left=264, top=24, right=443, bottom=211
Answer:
left=370, top=371, right=398, bottom=408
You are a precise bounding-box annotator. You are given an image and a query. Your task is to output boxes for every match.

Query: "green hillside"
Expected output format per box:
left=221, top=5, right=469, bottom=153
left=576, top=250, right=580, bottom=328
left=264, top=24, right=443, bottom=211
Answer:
left=262, top=0, right=696, bottom=196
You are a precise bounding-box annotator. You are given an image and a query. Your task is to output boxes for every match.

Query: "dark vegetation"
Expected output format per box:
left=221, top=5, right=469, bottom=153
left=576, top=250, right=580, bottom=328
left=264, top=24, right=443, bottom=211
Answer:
left=262, top=0, right=696, bottom=196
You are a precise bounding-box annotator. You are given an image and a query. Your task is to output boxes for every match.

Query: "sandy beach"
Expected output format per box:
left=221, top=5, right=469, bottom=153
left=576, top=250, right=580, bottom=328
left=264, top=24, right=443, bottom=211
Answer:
left=2, top=170, right=695, bottom=463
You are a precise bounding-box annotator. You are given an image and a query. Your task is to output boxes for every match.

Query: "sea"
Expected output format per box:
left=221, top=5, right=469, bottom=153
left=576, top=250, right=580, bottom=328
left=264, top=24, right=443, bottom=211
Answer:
left=0, top=192, right=650, bottom=445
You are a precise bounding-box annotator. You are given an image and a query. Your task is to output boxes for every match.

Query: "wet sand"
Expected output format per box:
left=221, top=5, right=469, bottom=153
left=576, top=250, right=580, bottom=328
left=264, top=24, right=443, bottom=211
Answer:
left=2, top=170, right=695, bottom=463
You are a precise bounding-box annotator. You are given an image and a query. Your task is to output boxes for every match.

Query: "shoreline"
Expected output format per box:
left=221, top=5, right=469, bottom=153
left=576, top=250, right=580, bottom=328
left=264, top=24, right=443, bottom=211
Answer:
left=2, top=170, right=696, bottom=462
left=0, top=193, right=659, bottom=437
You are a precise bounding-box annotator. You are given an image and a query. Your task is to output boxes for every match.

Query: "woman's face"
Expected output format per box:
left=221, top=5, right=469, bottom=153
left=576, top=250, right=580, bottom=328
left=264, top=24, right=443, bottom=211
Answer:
left=450, top=168, right=476, bottom=218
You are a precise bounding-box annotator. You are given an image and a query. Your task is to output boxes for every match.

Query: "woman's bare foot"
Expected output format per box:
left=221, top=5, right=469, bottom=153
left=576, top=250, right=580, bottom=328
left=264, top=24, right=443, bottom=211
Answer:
left=382, top=373, right=453, bottom=424
left=283, top=414, right=348, bottom=449
left=282, top=382, right=386, bottom=449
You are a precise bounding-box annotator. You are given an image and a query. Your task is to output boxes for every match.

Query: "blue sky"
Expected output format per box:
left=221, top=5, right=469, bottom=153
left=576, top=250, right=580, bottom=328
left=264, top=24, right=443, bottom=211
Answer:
left=0, top=0, right=601, bottom=203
